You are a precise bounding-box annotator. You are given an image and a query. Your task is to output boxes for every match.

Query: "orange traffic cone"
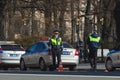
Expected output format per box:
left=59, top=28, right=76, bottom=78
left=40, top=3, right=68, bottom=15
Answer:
left=104, top=69, right=109, bottom=72
left=57, top=60, right=63, bottom=72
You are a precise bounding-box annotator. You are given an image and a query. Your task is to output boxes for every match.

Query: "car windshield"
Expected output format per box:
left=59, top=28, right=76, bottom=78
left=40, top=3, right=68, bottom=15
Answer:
left=1, top=45, right=24, bottom=51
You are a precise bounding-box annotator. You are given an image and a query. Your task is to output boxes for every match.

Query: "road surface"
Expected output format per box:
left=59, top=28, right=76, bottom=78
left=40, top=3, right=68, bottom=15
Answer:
left=0, top=71, right=120, bottom=80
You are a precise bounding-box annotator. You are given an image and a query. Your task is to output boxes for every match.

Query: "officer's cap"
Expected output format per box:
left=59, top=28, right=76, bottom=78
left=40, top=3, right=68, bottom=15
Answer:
left=53, top=30, right=59, bottom=34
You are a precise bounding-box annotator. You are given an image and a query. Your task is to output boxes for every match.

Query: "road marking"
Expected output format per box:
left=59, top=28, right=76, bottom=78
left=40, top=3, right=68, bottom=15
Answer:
left=0, top=73, right=120, bottom=79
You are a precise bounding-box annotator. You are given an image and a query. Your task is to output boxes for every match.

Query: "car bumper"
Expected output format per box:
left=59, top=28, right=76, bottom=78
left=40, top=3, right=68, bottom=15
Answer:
left=61, top=58, right=79, bottom=67
left=0, top=59, right=20, bottom=67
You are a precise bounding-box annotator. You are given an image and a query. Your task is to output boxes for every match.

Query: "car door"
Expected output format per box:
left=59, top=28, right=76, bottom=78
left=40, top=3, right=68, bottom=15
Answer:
left=24, top=44, right=37, bottom=66
left=115, top=45, right=120, bottom=67
left=32, top=42, right=48, bottom=66
left=113, top=53, right=119, bottom=67
left=31, top=42, right=42, bottom=66
left=111, top=44, right=120, bottom=66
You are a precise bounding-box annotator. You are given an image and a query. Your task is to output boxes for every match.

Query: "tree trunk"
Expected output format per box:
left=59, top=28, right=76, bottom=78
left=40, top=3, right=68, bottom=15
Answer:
left=0, top=0, right=6, bottom=40
left=59, top=0, right=66, bottom=37
left=114, top=0, right=120, bottom=42
left=44, top=0, right=52, bottom=37
left=0, top=19, right=5, bottom=40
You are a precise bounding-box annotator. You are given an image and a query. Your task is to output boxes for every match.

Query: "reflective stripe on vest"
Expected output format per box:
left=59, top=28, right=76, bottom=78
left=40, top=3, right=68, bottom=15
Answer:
left=89, top=35, right=100, bottom=42
left=51, top=38, right=62, bottom=45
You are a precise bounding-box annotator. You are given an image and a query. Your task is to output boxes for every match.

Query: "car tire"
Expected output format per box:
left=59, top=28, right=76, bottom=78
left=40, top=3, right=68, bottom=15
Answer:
left=20, top=59, right=27, bottom=71
left=3, top=68, right=8, bottom=70
left=39, top=59, right=47, bottom=71
left=69, top=66, right=76, bottom=71
left=105, top=59, right=115, bottom=71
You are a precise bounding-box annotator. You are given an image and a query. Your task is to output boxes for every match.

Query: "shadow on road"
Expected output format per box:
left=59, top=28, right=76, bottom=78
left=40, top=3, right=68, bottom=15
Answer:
left=0, top=70, right=120, bottom=76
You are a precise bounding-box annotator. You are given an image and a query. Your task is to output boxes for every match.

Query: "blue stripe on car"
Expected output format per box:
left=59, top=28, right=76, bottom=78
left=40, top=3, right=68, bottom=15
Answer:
left=0, top=50, right=3, bottom=53
left=22, top=49, right=50, bottom=56
left=108, top=50, right=120, bottom=55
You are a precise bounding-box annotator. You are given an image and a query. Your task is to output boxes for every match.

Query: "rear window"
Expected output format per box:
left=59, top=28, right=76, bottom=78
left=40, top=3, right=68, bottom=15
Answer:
left=63, top=42, right=73, bottom=48
left=1, top=45, right=24, bottom=51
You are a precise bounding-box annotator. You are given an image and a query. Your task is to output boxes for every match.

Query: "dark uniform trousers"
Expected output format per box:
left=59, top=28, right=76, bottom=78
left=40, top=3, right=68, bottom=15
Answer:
left=88, top=48, right=97, bottom=70
left=52, top=48, right=61, bottom=69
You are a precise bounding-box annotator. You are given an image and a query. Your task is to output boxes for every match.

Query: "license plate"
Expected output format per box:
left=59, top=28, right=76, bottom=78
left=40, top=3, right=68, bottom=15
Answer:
left=10, top=54, right=19, bottom=57
left=62, top=51, right=70, bottom=55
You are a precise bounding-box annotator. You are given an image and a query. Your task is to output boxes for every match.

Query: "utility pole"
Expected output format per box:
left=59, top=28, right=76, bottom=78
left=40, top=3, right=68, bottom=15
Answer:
left=30, top=0, right=35, bottom=36
left=100, top=18, right=104, bottom=62
left=76, top=18, right=80, bottom=42
left=77, top=0, right=80, bottom=42
left=71, top=0, right=75, bottom=46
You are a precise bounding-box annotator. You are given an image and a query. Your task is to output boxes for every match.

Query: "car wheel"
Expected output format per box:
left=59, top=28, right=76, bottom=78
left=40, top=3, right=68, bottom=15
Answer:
left=69, top=66, right=76, bottom=71
left=39, top=59, right=47, bottom=71
left=105, top=59, right=115, bottom=71
left=20, top=59, right=27, bottom=71
left=3, top=68, right=8, bottom=70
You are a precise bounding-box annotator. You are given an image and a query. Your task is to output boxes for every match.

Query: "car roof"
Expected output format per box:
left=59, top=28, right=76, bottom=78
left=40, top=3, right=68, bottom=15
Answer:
left=0, top=44, right=21, bottom=46
left=38, top=41, right=73, bottom=48
left=39, top=40, right=68, bottom=43
left=0, top=41, right=15, bottom=45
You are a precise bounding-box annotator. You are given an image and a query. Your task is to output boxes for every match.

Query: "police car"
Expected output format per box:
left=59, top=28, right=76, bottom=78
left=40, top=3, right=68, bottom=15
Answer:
left=20, top=41, right=79, bottom=71
left=105, top=44, right=120, bottom=71
left=0, top=41, right=25, bottom=70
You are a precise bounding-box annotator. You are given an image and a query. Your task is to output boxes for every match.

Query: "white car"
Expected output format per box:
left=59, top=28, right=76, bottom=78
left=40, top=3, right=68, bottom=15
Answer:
left=97, top=49, right=109, bottom=58
left=20, top=41, right=79, bottom=71
left=0, top=41, right=25, bottom=70
left=105, top=44, right=120, bottom=71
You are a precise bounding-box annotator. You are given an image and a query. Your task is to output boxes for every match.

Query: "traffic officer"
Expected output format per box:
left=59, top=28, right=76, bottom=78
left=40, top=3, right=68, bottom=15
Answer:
left=49, top=30, right=63, bottom=70
left=87, top=30, right=101, bottom=71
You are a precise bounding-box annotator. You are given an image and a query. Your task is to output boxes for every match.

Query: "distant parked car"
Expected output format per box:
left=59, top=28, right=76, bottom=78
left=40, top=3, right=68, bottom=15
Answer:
left=105, top=44, right=120, bottom=71
left=20, top=41, right=79, bottom=71
left=97, top=49, right=109, bottom=61
left=97, top=49, right=109, bottom=58
left=0, top=41, right=25, bottom=70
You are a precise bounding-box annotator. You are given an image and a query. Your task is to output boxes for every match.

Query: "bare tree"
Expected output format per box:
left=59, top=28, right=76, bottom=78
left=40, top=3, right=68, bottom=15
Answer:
left=114, top=0, right=120, bottom=43
left=44, top=0, right=52, bottom=36
left=0, top=0, right=119, bottom=48
left=0, top=0, right=7, bottom=40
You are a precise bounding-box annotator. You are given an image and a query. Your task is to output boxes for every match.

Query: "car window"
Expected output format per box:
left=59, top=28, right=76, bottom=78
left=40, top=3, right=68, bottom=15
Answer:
left=114, top=44, right=120, bottom=50
left=26, top=44, right=37, bottom=52
left=47, top=41, right=50, bottom=47
left=63, top=42, right=73, bottom=48
left=1, top=45, right=24, bottom=51
left=117, top=45, right=120, bottom=50
left=36, top=42, right=46, bottom=51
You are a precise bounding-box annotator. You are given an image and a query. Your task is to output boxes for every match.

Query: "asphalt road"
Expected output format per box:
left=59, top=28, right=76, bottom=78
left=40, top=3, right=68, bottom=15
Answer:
left=77, top=62, right=105, bottom=70
left=0, top=71, right=120, bottom=80
left=0, top=63, right=120, bottom=80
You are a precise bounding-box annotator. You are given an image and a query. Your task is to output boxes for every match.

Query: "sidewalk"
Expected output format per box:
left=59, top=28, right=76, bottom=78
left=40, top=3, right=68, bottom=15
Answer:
left=76, top=62, right=105, bottom=71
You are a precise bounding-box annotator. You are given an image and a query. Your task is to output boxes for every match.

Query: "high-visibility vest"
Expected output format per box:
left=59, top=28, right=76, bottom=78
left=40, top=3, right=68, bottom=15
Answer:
left=50, top=37, right=62, bottom=46
left=89, top=35, right=100, bottom=43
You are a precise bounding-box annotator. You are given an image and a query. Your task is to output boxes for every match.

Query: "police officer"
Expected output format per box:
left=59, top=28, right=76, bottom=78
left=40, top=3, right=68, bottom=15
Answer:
left=49, top=30, right=63, bottom=70
left=77, top=38, right=84, bottom=63
left=87, top=30, right=101, bottom=71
